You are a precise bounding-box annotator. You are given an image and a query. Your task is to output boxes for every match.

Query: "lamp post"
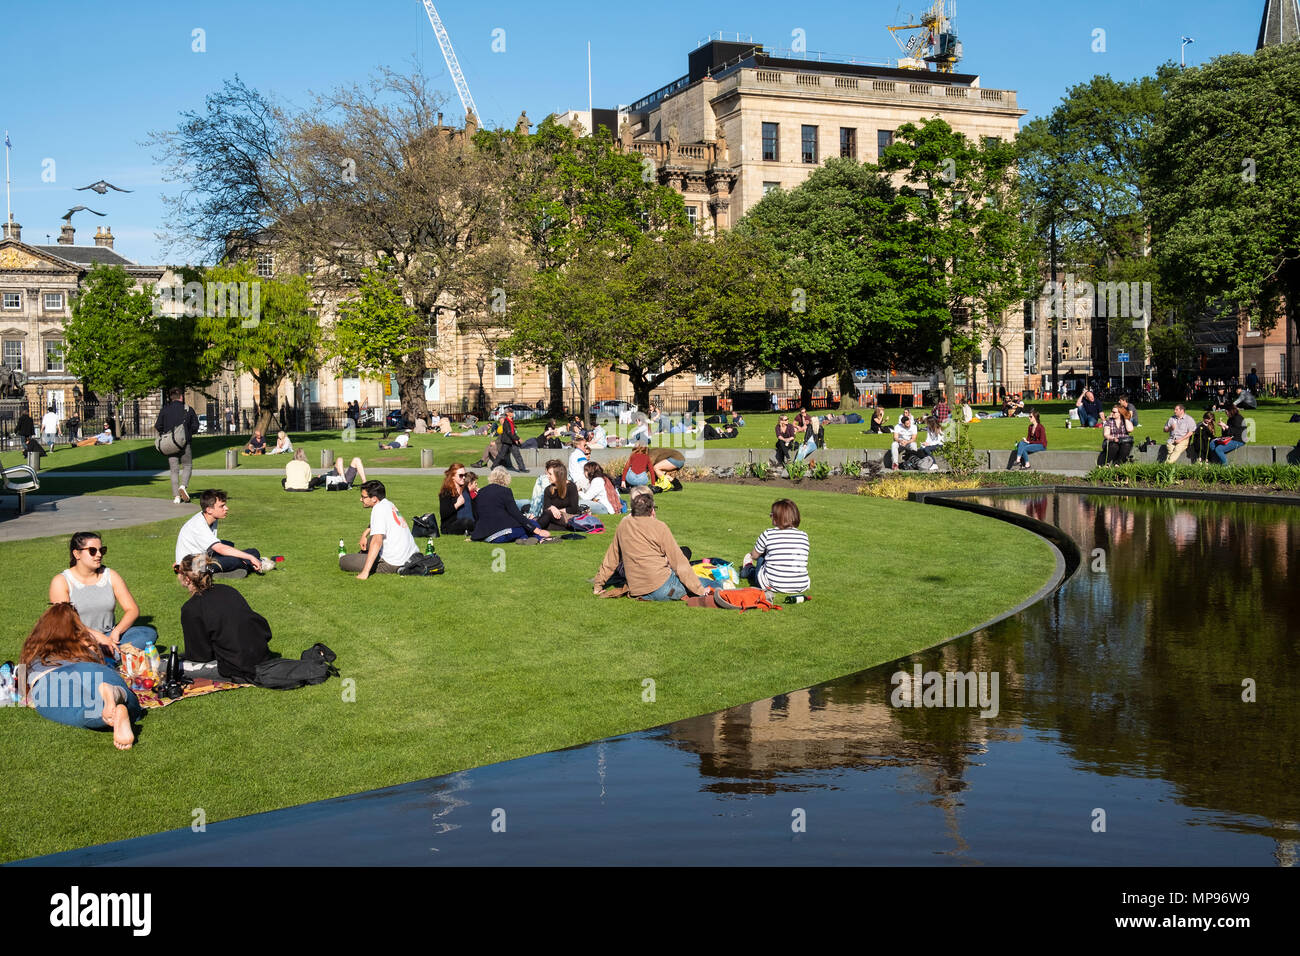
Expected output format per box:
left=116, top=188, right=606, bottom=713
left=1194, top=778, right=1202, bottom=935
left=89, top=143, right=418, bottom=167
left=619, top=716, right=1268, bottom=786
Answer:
left=222, top=383, right=230, bottom=434
left=475, top=354, right=486, bottom=418
left=1050, top=218, right=1059, bottom=400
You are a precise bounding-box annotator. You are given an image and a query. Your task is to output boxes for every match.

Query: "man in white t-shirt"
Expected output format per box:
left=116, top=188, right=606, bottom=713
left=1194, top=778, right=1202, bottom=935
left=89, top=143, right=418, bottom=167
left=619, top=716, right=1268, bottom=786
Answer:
left=339, top=480, right=418, bottom=579
left=890, top=412, right=919, bottom=471
left=378, top=430, right=411, bottom=450
left=41, top=407, right=60, bottom=450
left=174, top=489, right=272, bottom=575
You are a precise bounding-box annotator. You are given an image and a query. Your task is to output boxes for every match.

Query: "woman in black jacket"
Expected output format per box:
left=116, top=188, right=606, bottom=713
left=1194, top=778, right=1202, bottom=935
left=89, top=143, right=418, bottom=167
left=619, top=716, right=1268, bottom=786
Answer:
left=438, top=462, right=475, bottom=535
left=174, top=553, right=272, bottom=682
left=471, top=467, right=551, bottom=544
left=536, top=462, right=579, bottom=532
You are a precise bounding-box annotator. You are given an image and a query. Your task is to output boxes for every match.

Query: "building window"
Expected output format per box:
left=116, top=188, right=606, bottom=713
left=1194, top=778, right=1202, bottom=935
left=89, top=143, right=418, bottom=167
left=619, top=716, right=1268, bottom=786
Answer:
left=2, top=340, right=21, bottom=370
left=1075, top=343, right=1084, bottom=359
left=695, top=369, right=713, bottom=387
left=764, top=370, right=783, bottom=390
left=2, top=292, right=20, bottom=310
left=801, top=125, right=818, bottom=164
left=257, top=254, right=274, bottom=278
left=44, top=292, right=64, bottom=311
left=877, top=130, right=894, bottom=159
left=840, top=127, right=856, bottom=159
left=983, top=136, right=1002, bottom=149
left=1076, top=316, right=1083, bottom=330
left=685, top=205, right=698, bottom=227
left=762, top=181, right=781, bottom=196
left=45, top=339, right=63, bottom=372
left=1023, top=299, right=1035, bottom=329
left=1060, top=340, right=1069, bottom=362
left=762, top=122, right=779, bottom=162
left=494, top=354, right=514, bottom=388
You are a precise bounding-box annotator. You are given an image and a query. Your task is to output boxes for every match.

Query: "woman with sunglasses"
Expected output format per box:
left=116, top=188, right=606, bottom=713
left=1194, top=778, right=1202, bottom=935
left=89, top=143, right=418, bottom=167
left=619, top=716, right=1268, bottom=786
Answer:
left=438, top=462, right=476, bottom=535
left=48, top=531, right=157, bottom=662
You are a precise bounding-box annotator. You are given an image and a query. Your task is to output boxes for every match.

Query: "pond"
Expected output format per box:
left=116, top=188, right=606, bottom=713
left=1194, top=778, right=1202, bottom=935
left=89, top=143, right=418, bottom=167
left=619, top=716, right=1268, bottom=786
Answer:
left=26, top=493, right=1300, bottom=865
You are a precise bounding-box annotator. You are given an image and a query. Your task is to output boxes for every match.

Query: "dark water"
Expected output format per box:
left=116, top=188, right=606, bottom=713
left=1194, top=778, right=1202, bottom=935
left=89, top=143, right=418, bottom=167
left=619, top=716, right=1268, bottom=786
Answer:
left=23, top=493, right=1300, bottom=866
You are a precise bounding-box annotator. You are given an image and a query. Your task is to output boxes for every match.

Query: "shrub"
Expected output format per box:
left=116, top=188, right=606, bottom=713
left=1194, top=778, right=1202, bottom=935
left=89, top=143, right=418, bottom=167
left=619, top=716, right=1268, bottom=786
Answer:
left=843, top=458, right=864, bottom=479
left=786, top=459, right=808, bottom=482
left=1085, top=462, right=1300, bottom=490
left=857, top=475, right=980, bottom=500
left=810, top=461, right=831, bottom=480
left=751, top=460, right=773, bottom=481
left=939, top=420, right=980, bottom=479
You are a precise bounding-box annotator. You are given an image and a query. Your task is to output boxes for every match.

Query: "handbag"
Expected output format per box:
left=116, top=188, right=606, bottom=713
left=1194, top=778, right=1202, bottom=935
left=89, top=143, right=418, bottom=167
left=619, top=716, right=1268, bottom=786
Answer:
left=154, top=422, right=188, bottom=456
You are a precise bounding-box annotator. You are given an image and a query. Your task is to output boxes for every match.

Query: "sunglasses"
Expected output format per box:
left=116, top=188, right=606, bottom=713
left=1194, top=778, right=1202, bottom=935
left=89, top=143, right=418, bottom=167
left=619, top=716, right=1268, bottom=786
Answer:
left=456, top=472, right=466, bottom=478
left=79, top=546, right=108, bottom=557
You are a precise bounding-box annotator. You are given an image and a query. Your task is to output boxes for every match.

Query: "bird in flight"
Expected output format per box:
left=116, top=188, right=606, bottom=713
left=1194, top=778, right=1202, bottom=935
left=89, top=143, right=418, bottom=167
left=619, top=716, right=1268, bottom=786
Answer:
left=62, top=205, right=107, bottom=222
left=76, top=180, right=132, bottom=194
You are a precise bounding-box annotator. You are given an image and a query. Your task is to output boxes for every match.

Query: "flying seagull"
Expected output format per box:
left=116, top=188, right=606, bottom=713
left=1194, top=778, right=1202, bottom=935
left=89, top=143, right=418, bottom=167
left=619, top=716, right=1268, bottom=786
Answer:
left=62, top=205, right=107, bottom=222
left=77, top=179, right=132, bottom=194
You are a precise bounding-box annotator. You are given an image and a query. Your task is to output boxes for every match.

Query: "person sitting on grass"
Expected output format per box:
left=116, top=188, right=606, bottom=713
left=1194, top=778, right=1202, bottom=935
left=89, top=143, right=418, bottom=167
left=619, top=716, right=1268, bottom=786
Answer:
left=523, top=458, right=562, bottom=518
left=378, top=429, right=411, bottom=450
left=1076, top=387, right=1102, bottom=428
left=592, top=494, right=708, bottom=601
left=1102, top=405, right=1135, bottom=465
left=19, top=603, right=142, bottom=750
left=174, top=553, right=273, bottom=682
left=439, top=462, right=477, bottom=535
left=739, top=498, right=810, bottom=595
left=535, top=461, right=580, bottom=532
left=283, top=449, right=312, bottom=491
left=471, top=467, right=551, bottom=544
left=583, top=460, right=624, bottom=514
left=1211, top=404, right=1247, bottom=465
left=309, top=454, right=367, bottom=491
left=621, top=443, right=654, bottom=493
left=890, top=412, right=919, bottom=471
left=1010, top=409, right=1047, bottom=470
left=49, top=531, right=157, bottom=665
left=242, top=430, right=267, bottom=455
left=75, top=421, right=114, bottom=446
left=267, top=430, right=293, bottom=455
left=867, top=405, right=890, bottom=434
left=339, top=480, right=420, bottom=578
left=1189, top=409, right=1220, bottom=463
left=175, top=489, right=273, bottom=576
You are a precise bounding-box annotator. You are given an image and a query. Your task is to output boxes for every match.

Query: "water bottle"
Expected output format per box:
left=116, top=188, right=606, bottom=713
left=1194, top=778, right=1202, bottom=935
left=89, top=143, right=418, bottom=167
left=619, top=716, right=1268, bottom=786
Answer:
left=338, top=539, right=346, bottom=557
left=0, top=661, right=15, bottom=705
left=144, top=641, right=161, bottom=680
left=426, top=537, right=434, bottom=555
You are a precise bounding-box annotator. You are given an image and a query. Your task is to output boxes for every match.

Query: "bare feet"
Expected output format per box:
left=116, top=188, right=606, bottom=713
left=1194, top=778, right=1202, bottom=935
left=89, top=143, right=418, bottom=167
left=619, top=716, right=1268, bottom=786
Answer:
left=99, top=683, right=135, bottom=750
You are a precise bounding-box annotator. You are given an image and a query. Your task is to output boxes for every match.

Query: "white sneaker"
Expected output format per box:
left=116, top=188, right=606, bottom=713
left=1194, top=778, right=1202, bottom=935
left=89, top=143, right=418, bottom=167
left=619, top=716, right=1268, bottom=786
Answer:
left=178, top=485, right=190, bottom=503
left=260, top=557, right=275, bottom=573
left=173, top=496, right=182, bottom=504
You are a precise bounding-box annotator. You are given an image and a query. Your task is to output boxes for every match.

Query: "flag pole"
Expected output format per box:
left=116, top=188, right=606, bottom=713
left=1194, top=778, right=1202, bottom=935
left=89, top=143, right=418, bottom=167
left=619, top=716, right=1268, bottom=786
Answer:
left=4, top=131, right=11, bottom=227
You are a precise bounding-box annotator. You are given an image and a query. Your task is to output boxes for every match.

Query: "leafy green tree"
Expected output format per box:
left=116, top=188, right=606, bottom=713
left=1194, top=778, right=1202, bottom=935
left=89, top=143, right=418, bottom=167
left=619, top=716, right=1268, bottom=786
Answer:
left=881, top=117, right=1036, bottom=400
left=65, top=265, right=163, bottom=407
left=197, top=260, right=319, bottom=433
left=1147, top=44, right=1300, bottom=391
left=331, top=264, right=422, bottom=384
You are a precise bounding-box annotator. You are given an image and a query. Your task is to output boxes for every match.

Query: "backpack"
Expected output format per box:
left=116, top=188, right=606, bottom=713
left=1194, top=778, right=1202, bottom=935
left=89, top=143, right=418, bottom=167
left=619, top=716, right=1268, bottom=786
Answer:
left=399, top=553, right=446, bottom=575
left=412, top=512, right=440, bottom=538
left=253, top=643, right=339, bottom=690
left=712, top=588, right=781, bottom=612
left=567, top=513, right=605, bottom=533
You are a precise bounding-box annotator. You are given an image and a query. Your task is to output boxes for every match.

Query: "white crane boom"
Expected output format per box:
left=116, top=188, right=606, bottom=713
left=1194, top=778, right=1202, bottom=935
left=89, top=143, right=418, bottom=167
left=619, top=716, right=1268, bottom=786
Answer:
left=421, top=0, right=480, bottom=123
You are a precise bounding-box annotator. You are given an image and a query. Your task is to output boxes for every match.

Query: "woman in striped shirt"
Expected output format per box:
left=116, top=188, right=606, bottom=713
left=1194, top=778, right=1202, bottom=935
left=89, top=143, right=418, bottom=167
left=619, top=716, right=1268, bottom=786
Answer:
left=740, top=499, right=811, bottom=595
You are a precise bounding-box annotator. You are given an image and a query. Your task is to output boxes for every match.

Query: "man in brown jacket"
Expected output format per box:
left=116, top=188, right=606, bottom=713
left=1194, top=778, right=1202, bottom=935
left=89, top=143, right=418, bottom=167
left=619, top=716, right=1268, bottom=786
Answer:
left=592, top=495, right=708, bottom=601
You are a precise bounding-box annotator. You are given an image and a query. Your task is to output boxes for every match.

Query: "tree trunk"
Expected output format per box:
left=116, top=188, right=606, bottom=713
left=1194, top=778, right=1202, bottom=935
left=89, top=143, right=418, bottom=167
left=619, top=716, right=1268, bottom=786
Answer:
left=837, top=363, right=858, bottom=409
left=627, top=370, right=653, bottom=411
left=254, top=372, right=280, bottom=436
left=577, top=366, right=592, bottom=425
left=395, top=356, right=430, bottom=423
left=548, top=365, right=564, bottom=417
left=796, top=369, right=818, bottom=409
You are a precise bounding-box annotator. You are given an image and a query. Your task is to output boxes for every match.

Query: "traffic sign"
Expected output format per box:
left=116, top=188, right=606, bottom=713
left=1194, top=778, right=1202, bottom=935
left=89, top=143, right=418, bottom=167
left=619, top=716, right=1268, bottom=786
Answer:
left=1117, top=352, right=1130, bottom=363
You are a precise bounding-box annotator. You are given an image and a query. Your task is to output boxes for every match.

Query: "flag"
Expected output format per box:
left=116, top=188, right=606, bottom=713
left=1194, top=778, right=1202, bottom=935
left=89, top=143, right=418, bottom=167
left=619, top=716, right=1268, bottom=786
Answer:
left=3, top=132, right=9, bottom=148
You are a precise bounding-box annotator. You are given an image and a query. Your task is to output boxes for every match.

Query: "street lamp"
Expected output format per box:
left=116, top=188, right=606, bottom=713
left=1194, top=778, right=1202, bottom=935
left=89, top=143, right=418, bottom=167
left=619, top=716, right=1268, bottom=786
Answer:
left=475, top=354, right=486, bottom=417
left=1181, top=36, right=1194, bottom=68
left=222, top=383, right=230, bottom=433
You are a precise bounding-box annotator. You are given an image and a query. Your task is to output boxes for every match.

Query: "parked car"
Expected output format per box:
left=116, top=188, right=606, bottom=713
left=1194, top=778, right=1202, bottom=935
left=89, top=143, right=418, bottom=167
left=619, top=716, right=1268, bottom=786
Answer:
left=490, top=403, right=542, bottom=423
left=592, top=400, right=639, bottom=422
left=385, top=409, right=413, bottom=430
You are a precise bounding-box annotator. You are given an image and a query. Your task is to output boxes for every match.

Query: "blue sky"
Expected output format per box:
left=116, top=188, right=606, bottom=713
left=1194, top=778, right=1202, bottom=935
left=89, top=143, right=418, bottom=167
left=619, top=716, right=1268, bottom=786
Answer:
left=2, top=0, right=1261, bottom=265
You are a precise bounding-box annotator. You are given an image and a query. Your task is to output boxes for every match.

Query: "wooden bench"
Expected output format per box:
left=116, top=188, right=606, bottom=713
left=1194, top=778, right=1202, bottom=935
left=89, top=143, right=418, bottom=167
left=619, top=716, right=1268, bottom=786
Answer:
left=2, top=457, right=39, bottom=515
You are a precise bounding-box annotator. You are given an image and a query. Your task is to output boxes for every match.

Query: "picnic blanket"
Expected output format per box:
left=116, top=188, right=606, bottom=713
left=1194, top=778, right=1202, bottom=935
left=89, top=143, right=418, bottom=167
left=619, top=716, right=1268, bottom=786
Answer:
left=129, top=676, right=252, bottom=709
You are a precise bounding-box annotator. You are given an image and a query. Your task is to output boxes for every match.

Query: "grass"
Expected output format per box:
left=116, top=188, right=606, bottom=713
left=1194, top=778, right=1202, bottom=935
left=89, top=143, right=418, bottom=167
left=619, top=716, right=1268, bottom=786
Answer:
left=0, top=473, right=1056, bottom=862
left=25, top=399, right=1298, bottom=474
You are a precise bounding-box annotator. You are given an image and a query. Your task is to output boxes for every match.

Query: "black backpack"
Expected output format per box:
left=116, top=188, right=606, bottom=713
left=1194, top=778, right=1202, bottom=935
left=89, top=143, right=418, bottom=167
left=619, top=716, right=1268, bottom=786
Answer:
left=412, top=512, right=439, bottom=538
left=253, top=643, right=339, bottom=690
left=399, top=553, right=445, bottom=575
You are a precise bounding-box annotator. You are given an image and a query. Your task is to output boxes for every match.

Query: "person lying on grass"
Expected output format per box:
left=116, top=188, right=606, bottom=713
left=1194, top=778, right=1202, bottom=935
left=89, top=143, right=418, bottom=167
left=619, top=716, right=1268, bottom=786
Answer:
left=20, top=602, right=142, bottom=750
left=339, top=480, right=421, bottom=578
left=592, top=494, right=708, bottom=601
left=378, top=430, right=411, bottom=450
left=174, top=553, right=273, bottom=682
left=740, top=498, right=810, bottom=595
left=308, top=453, right=367, bottom=491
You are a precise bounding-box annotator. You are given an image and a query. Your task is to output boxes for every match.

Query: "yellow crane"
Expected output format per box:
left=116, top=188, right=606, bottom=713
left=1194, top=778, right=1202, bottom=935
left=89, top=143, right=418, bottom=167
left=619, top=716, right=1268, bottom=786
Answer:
left=887, top=0, right=964, bottom=73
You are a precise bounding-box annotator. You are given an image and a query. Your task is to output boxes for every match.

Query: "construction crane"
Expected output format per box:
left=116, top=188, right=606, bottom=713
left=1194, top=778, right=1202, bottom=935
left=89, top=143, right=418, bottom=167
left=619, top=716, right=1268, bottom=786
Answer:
left=420, top=1, right=480, bottom=123
left=887, top=1, right=964, bottom=73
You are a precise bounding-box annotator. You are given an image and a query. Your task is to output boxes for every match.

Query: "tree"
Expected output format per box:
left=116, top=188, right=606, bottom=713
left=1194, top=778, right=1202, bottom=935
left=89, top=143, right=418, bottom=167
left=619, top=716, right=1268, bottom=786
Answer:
left=1147, top=44, right=1300, bottom=392
left=196, top=260, right=319, bottom=433
left=733, top=158, right=906, bottom=407
left=65, top=266, right=162, bottom=411
left=881, top=118, right=1036, bottom=400
left=331, top=263, right=423, bottom=392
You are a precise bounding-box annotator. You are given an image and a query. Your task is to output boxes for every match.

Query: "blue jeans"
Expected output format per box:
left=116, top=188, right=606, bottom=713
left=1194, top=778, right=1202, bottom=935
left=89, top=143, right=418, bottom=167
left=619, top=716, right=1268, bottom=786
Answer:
left=1014, top=441, right=1045, bottom=465
left=103, top=624, right=158, bottom=666
left=794, top=439, right=817, bottom=462
left=28, top=661, right=143, bottom=729
left=1078, top=410, right=1099, bottom=428
left=739, top=557, right=764, bottom=585
left=1211, top=440, right=1243, bottom=464
left=639, top=570, right=690, bottom=601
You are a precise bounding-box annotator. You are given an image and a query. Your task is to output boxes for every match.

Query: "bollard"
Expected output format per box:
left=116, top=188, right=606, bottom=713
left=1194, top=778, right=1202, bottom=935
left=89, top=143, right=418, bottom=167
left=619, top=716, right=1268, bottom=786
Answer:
left=27, top=450, right=42, bottom=474
left=420, top=448, right=434, bottom=469
left=225, top=448, right=238, bottom=470
left=321, top=449, right=335, bottom=470
left=124, top=451, right=136, bottom=471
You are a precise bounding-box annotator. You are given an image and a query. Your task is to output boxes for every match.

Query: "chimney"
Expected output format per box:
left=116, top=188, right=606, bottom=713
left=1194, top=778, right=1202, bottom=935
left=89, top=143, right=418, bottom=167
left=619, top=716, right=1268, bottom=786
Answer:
left=1, top=215, right=19, bottom=242
left=58, top=222, right=75, bottom=245
left=94, top=226, right=114, bottom=249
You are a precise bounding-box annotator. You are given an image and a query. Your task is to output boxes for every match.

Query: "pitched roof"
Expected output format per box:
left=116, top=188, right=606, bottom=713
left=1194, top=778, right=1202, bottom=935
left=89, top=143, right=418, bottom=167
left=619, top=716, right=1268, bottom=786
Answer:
left=1258, top=0, right=1300, bottom=49
left=30, top=244, right=136, bottom=267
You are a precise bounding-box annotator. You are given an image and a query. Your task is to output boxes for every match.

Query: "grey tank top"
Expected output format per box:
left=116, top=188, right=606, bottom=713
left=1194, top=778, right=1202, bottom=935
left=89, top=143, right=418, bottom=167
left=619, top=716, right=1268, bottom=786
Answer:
left=62, top=568, right=116, bottom=634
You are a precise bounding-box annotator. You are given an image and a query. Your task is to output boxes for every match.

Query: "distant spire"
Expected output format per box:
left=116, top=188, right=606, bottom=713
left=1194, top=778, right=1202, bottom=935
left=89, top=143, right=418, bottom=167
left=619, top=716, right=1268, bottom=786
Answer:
left=1258, top=0, right=1300, bottom=50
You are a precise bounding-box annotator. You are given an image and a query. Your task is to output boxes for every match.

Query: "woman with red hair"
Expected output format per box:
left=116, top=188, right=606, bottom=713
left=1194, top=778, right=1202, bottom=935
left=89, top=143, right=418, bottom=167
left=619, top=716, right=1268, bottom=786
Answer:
left=19, top=603, right=142, bottom=750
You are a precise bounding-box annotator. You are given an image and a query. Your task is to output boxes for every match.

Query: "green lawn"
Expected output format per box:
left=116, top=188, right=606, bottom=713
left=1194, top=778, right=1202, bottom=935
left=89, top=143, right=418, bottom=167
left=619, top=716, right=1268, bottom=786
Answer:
left=28, top=399, right=1298, bottom=474
left=1, top=474, right=1055, bottom=861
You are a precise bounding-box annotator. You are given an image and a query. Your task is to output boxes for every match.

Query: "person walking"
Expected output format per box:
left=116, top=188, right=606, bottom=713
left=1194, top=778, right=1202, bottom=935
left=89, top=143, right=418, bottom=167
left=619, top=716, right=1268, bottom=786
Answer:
left=155, top=387, right=199, bottom=504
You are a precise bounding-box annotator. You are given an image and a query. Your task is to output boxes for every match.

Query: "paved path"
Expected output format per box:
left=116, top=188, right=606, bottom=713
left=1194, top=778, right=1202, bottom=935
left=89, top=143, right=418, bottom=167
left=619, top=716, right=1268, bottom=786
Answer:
left=0, top=494, right=186, bottom=543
